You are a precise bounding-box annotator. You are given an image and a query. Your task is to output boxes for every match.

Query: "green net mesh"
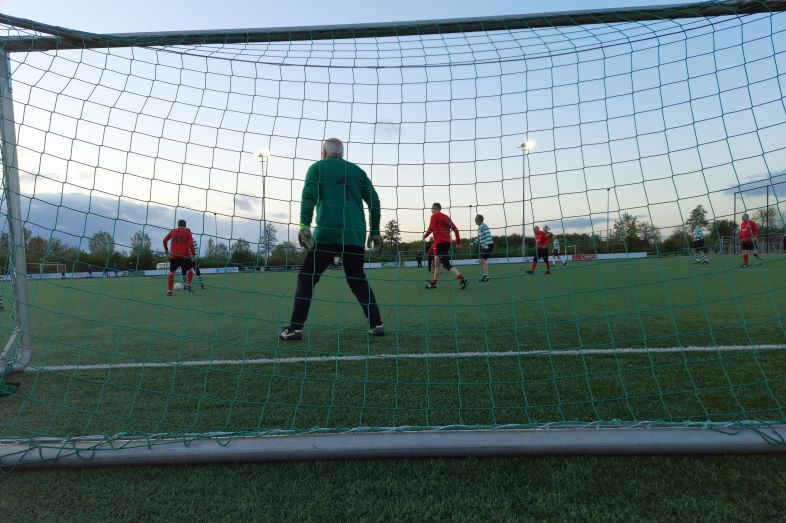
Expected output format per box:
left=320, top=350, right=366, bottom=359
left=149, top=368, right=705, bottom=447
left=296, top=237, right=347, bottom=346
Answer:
left=1, top=2, right=786, bottom=466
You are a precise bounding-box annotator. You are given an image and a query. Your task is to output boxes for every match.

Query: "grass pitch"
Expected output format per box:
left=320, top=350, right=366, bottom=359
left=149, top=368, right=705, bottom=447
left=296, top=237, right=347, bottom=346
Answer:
left=2, top=254, right=786, bottom=439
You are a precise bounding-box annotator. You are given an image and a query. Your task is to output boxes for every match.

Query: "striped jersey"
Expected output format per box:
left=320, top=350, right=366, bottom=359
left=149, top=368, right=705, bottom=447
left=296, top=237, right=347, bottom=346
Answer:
left=692, top=226, right=703, bottom=241
left=193, top=239, right=200, bottom=257
left=553, top=239, right=560, bottom=250
left=474, top=223, right=493, bottom=247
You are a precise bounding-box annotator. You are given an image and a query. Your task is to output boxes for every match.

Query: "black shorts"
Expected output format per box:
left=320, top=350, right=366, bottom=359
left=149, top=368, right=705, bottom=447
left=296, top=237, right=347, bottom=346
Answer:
left=741, top=240, right=754, bottom=251
left=536, top=247, right=549, bottom=261
left=692, top=239, right=704, bottom=249
left=480, top=245, right=493, bottom=260
left=435, top=242, right=453, bottom=270
left=169, top=257, right=193, bottom=274
left=551, top=248, right=561, bottom=256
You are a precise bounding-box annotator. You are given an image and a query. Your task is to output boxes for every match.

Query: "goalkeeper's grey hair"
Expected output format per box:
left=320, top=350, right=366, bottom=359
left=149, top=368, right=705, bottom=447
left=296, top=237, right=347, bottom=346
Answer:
left=322, top=138, right=344, bottom=158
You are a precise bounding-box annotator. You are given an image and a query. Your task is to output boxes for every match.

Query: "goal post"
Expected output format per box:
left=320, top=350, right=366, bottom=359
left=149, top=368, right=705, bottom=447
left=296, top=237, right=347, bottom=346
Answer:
left=3, top=1, right=786, bottom=468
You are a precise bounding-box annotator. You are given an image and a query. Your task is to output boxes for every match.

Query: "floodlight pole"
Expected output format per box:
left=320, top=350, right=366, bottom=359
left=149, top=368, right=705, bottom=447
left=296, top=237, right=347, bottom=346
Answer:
left=519, top=141, right=532, bottom=259
left=0, top=50, right=33, bottom=375
left=468, top=204, right=472, bottom=257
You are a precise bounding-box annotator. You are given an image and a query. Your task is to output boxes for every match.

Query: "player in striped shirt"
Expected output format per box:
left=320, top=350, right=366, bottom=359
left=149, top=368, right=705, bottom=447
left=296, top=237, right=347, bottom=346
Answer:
left=526, top=225, right=551, bottom=275
left=551, top=236, right=567, bottom=266
left=472, top=214, right=494, bottom=282
left=691, top=225, right=709, bottom=264
left=182, top=238, right=206, bottom=288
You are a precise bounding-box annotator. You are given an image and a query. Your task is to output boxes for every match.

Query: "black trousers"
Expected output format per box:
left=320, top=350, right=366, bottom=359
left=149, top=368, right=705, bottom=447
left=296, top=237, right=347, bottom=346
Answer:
left=289, top=244, right=382, bottom=330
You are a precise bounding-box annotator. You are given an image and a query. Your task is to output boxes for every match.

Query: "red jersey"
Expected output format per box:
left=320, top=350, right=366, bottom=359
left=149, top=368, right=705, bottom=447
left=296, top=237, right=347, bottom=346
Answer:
left=424, top=211, right=460, bottom=246
left=535, top=230, right=549, bottom=249
left=163, top=227, right=196, bottom=258
left=740, top=220, right=758, bottom=241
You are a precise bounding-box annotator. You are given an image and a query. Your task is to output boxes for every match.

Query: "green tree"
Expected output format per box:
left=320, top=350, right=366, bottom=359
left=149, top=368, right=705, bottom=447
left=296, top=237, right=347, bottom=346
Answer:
left=268, top=240, right=304, bottom=266
left=231, top=238, right=254, bottom=264
left=685, top=204, right=709, bottom=229
left=610, top=212, right=639, bottom=245
left=258, top=223, right=278, bottom=265
left=637, top=221, right=661, bottom=247
left=89, top=231, right=115, bottom=262
left=752, top=207, right=780, bottom=232
left=711, top=219, right=736, bottom=240
left=129, top=230, right=153, bottom=269
left=382, top=219, right=401, bottom=252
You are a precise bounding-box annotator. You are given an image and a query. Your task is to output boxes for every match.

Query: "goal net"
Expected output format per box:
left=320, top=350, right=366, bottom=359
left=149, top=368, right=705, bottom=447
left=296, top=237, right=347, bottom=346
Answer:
left=2, top=1, right=786, bottom=467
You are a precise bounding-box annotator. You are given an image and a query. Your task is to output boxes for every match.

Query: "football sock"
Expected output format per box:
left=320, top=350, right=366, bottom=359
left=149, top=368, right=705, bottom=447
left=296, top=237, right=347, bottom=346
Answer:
left=743, top=254, right=749, bottom=265
left=167, top=274, right=174, bottom=290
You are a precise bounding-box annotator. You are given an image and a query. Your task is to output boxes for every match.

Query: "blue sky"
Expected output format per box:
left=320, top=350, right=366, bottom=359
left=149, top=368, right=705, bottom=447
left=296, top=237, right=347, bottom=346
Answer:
left=1, top=1, right=785, bottom=252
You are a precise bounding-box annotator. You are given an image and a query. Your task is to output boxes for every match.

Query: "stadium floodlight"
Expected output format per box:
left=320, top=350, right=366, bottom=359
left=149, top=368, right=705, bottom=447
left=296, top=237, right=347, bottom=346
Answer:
left=518, top=140, right=534, bottom=257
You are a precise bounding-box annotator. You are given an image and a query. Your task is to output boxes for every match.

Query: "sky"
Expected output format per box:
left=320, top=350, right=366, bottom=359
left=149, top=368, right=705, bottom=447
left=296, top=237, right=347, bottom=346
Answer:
left=1, top=0, right=785, bottom=253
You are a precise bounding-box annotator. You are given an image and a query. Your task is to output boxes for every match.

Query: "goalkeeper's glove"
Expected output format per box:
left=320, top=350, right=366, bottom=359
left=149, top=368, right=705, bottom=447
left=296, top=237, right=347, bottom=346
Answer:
left=298, top=225, right=314, bottom=250
left=367, top=233, right=383, bottom=253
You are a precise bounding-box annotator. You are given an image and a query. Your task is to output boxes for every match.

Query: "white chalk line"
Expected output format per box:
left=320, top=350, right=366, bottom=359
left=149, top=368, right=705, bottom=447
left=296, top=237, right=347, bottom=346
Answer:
left=24, top=344, right=786, bottom=373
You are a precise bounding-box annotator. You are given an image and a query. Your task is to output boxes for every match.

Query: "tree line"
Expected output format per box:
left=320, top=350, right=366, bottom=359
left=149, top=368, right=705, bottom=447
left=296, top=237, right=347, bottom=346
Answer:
left=1, top=205, right=781, bottom=272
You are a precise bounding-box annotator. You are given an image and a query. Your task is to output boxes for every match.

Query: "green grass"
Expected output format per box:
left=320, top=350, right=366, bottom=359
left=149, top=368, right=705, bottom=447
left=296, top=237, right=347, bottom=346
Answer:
left=3, top=456, right=786, bottom=521
left=2, top=255, right=786, bottom=440
left=3, top=255, right=786, bottom=519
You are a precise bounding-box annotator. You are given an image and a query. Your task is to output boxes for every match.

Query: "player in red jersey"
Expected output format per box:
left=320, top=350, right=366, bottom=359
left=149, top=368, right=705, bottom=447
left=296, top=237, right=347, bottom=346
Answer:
left=423, top=203, right=469, bottom=290
left=739, top=213, right=762, bottom=268
left=163, top=219, right=196, bottom=295
left=526, top=225, right=551, bottom=275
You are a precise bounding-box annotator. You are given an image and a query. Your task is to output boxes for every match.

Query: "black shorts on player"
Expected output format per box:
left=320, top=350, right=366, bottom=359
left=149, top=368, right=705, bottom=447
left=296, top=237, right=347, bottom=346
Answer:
left=169, top=257, right=193, bottom=275
left=480, top=244, right=493, bottom=260
left=435, top=241, right=453, bottom=270
left=741, top=240, right=754, bottom=251
left=536, top=247, right=549, bottom=262
left=692, top=239, right=704, bottom=249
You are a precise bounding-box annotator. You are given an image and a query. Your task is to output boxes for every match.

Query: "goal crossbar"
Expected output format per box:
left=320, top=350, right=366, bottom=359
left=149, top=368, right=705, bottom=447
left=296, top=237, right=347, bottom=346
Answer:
left=1, top=1, right=785, bottom=52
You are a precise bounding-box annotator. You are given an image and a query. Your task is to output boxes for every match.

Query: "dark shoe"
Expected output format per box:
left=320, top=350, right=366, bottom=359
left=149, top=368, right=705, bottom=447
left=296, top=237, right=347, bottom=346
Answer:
left=368, top=325, right=385, bottom=337
left=460, top=279, right=470, bottom=290
left=166, top=290, right=173, bottom=296
left=740, top=264, right=748, bottom=269
left=526, top=270, right=534, bottom=274
left=201, top=284, right=206, bottom=289
left=279, top=327, right=303, bottom=340
left=703, top=260, right=709, bottom=264
left=425, top=282, right=437, bottom=289
left=545, top=271, right=551, bottom=274
left=480, top=276, right=490, bottom=282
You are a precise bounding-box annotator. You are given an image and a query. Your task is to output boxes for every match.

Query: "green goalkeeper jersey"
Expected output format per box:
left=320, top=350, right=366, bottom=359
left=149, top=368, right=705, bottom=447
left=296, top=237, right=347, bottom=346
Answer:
left=299, top=157, right=380, bottom=247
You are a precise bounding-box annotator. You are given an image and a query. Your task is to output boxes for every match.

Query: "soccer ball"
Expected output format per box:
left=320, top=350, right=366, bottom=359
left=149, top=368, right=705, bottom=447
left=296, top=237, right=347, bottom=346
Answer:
left=173, top=282, right=185, bottom=291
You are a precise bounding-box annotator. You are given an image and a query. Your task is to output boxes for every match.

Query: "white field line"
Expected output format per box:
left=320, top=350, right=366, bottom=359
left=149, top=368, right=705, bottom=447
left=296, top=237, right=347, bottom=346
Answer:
left=24, top=344, right=786, bottom=373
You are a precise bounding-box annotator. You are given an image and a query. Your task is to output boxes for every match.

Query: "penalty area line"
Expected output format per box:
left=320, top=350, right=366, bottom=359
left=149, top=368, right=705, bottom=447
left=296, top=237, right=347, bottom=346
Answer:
left=24, top=344, right=786, bottom=373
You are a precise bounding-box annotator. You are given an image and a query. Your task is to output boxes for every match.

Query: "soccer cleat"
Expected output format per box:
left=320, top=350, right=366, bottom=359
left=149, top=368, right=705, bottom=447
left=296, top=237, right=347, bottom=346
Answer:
left=201, top=284, right=206, bottom=289
left=480, top=275, right=490, bottom=282
left=368, top=325, right=385, bottom=337
left=526, top=270, right=534, bottom=274
left=545, top=271, right=551, bottom=275
left=279, top=327, right=303, bottom=341
left=740, top=264, right=748, bottom=269
left=425, top=282, right=437, bottom=289
left=703, top=260, right=709, bottom=264
left=460, top=279, right=470, bottom=290
left=166, top=290, right=173, bottom=296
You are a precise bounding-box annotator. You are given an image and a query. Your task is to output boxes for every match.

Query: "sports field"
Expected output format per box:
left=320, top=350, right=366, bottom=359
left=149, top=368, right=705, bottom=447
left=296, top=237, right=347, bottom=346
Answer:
left=2, top=254, right=786, bottom=440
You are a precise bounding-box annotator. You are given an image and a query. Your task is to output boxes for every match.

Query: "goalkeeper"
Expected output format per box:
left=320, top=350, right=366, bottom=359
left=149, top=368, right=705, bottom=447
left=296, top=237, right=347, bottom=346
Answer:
left=280, top=138, right=384, bottom=340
